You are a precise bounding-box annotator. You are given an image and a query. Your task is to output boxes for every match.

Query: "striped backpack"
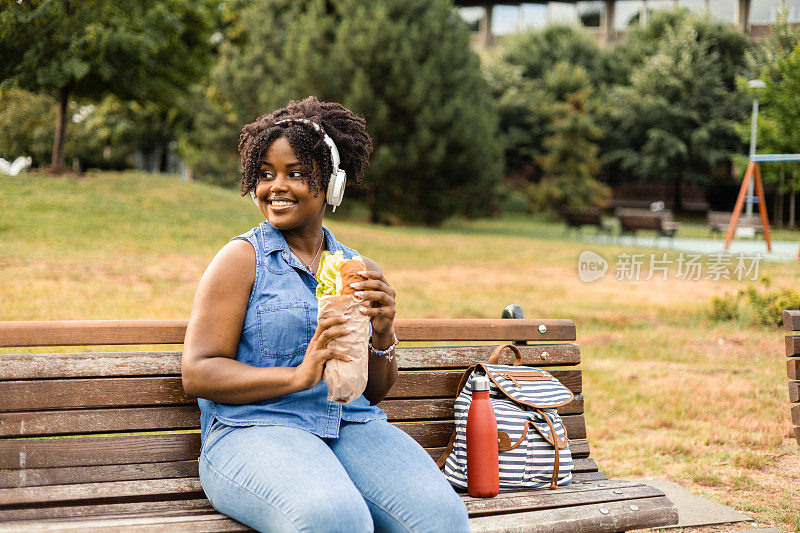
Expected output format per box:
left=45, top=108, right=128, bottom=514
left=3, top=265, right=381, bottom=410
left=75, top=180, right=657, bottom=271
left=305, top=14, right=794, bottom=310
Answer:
left=436, top=344, right=574, bottom=490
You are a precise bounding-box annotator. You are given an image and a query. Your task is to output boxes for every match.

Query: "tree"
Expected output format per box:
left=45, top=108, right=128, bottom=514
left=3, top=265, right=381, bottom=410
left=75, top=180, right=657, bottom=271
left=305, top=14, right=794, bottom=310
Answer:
left=182, top=0, right=306, bottom=187
left=738, top=3, right=800, bottom=226
left=612, top=8, right=752, bottom=90
left=598, top=18, right=751, bottom=210
left=526, top=88, right=610, bottom=213
left=483, top=24, right=607, bottom=181
left=744, top=44, right=800, bottom=227
left=0, top=0, right=216, bottom=170
left=190, top=0, right=502, bottom=225
left=0, top=88, right=57, bottom=165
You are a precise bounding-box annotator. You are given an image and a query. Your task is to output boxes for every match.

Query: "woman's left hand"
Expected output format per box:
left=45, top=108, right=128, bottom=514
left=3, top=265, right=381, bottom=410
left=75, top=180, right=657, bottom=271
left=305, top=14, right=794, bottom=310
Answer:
left=351, top=270, right=396, bottom=338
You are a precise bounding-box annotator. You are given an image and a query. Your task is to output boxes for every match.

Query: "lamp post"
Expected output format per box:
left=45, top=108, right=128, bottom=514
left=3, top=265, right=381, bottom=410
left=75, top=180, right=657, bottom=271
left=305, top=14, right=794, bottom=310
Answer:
left=746, top=79, right=767, bottom=216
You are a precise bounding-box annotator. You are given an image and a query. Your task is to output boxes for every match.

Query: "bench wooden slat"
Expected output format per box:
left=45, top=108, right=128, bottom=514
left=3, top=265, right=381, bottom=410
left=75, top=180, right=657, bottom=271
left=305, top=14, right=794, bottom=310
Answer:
left=0, top=321, right=189, bottom=348
left=783, top=310, right=800, bottom=332
left=0, top=470, right=612, bottom=518
left=463, top=479, right=660, bottom=516
left=0, top=498, right=217, bottom=523
left=790, top=381, right=799, bottom=403
left=0, top=352, right=183, bottom=380
left=397, top=344, right=580, bottom=369
left=0, top=370, right=581, bottom=412
left=0, top=478, right=205, bottom=506
left=0, top=461, right=200, bottom=489
left=0, top=454, right=597, bottom=490
left=0, top=396, right=585, bottom=437
left=0, top=420, right=589, bottom=471
left=0, top=511, right=251, bottom=532
left=0, top=406, right=201, bottom=437
left=0, top=345, right=580, bottom=381
left=469, top=495, right=678, bottom=533
left=785, top=335, right=800, bottom=357
left=0, top=319, right=576, bottom=347
left=0, top=433, right=200, bottom=470
left=788, top=359, right=800, bottom=380
left=0, top=377, right=195, bottom=411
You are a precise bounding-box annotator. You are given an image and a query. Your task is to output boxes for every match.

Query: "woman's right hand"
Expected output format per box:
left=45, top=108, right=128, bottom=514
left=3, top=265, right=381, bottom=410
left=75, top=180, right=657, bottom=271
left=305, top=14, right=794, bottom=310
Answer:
left=292, top=316, right=354, bottom=391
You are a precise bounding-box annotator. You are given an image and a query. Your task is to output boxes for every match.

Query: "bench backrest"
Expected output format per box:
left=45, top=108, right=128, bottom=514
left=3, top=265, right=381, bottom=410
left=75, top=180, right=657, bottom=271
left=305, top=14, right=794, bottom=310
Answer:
left=782, top=311, right=800, bottom=445
left=707, top=211, right=731, bottom=225
left=616, top=208, right=673, bottom=231
left=708, top=211, right=763, bottom=230
left=0, top=318, right=591, bottom=516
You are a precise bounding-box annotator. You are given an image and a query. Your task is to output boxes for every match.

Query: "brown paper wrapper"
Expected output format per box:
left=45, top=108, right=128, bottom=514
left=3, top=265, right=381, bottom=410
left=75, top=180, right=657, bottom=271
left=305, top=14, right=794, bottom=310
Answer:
left=318, top=295, right=370, bottom=404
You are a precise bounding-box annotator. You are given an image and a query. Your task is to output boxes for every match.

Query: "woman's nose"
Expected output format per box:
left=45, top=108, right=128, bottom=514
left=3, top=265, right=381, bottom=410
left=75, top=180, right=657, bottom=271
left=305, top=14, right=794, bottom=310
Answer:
left=270, top=172, right=290, bottom=190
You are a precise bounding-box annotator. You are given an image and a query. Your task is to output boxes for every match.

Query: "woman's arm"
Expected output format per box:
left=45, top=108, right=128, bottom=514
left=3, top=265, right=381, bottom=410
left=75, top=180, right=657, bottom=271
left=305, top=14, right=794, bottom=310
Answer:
left=356, top=257, right=398, bottom=405
left=181, top=240, right=351, bottom=404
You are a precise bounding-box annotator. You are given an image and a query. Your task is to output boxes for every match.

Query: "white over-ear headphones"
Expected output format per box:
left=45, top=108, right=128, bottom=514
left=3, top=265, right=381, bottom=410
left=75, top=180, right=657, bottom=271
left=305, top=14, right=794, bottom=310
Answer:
left=250, top=118, right=347, bottom=212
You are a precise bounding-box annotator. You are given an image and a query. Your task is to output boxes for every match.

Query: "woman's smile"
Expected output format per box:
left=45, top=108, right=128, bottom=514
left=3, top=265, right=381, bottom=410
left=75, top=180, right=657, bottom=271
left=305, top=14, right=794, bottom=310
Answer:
left=268, top=197, right=298, bottom=212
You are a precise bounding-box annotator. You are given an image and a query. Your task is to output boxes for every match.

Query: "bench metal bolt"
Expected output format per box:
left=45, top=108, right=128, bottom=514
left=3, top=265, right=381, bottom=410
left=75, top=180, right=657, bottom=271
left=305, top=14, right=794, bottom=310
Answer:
left=540, top=351, right=548, bottom=360
left=538, top=324, right=547, bottom=334
left=630, top=504, right=639, bottom=511
left=599, top=508, right=610, bottom=515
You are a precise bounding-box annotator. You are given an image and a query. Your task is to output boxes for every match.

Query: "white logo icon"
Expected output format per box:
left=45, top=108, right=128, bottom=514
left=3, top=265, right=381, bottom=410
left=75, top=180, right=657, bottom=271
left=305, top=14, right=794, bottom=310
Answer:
left=578, top=251, right=607, bottom=283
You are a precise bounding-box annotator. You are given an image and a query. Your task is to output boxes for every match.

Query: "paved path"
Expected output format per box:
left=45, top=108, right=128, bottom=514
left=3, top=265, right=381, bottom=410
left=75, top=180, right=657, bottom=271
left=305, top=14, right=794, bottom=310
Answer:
left=580, top=234, right=799, bottom=262
left=641, top=479, right=752, bottom=528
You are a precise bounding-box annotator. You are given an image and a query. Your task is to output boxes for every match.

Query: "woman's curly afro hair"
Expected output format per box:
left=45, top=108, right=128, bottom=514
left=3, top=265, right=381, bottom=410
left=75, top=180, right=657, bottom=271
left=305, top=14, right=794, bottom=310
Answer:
left=238, top=96, right=373, bottom=198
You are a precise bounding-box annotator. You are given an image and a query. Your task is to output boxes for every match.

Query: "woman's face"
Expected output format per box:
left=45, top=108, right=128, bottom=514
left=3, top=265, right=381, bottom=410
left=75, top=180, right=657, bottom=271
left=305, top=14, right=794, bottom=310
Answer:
left=254, top=136, right=326, bottom=233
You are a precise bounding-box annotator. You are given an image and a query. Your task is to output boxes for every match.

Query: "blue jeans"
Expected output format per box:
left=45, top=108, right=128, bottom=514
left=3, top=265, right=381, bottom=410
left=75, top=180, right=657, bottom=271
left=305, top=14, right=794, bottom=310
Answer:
left=199, top=419, right=471, bottom=533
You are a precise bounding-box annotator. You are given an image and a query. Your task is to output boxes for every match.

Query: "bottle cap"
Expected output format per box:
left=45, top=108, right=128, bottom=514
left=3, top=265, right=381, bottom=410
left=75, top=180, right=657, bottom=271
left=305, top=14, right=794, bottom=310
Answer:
left=472, top=375, right=490, bottom=391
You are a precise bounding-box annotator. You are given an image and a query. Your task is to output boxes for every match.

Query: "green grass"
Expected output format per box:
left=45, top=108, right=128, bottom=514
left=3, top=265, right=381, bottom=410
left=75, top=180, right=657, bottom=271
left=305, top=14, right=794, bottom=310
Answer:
left=2, top=171, right=799, bottom=531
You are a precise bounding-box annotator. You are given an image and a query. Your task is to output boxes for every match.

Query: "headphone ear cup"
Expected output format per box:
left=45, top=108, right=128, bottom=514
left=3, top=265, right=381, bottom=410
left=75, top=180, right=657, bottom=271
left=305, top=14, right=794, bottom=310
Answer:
left=327, top=169, right=347, bottom=211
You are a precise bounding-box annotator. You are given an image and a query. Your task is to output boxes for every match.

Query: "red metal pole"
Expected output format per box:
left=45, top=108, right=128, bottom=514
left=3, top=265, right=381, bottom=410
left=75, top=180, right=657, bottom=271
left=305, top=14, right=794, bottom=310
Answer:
left=753, top=162, right=772, bottom=251
left=724, top=160, right=755, bottom=250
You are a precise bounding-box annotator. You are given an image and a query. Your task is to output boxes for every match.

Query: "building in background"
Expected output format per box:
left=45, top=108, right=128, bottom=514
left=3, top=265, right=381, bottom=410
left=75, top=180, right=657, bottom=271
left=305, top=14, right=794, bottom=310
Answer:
left=457, top=0, right=800, bottom=45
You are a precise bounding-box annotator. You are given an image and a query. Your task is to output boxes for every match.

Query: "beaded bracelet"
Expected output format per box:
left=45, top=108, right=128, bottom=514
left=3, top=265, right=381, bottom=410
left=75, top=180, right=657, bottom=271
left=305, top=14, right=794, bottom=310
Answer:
left=369, top=331, right=399, bottom=361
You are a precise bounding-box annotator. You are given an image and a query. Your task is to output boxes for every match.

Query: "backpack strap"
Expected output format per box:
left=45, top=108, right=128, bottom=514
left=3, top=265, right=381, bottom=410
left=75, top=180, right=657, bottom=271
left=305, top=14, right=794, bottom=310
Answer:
left=535, top=408, right=563, bottom=489
left=435, top=428, right=457, bottom=469
left=435, top=364, right=477, bottom=469
left=488, top=344, right=523, bottom=366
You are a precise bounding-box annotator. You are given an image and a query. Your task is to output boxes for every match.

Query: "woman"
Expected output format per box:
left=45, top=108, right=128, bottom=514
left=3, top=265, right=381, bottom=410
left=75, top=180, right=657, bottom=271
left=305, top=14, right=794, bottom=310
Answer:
left=182, top=96, right=470, bottom=533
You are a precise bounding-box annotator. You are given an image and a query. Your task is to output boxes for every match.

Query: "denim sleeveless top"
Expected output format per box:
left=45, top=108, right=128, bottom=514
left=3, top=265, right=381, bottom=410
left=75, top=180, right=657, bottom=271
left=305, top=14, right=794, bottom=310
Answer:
left=198, top=222, right=387, bottom=443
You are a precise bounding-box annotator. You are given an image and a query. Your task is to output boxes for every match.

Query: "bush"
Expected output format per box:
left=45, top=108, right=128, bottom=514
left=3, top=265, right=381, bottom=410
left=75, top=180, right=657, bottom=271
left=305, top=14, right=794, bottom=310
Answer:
left=496, top=183, right=530, bottom=215
left=709, top=277, right=800, bottom=327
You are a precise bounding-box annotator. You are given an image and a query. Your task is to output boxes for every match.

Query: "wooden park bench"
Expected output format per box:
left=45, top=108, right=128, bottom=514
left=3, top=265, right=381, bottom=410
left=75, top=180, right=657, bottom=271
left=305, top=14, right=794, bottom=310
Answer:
left=615, top=208, right=679, bottom=243
left=0, top=316, right=678, bottom=532
left=707, top=211, right=764, bottom=237
left=562, top=208, right=613, bottom=237
left=782, top=310, right=800, bottom=446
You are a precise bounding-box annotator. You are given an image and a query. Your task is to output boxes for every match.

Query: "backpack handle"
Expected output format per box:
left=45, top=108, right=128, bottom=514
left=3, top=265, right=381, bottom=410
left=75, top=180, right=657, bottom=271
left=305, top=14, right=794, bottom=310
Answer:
left=488, top=343, right=523, bottom=366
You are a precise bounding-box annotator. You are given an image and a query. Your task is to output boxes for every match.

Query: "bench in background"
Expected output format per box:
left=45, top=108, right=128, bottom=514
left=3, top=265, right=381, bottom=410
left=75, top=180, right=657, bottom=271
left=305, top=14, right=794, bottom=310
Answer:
left=616, top=208, right=679, bottom=243
left=562, top=208, right=613, bottom=237
left=707, top=211, right=764, bottom=237
left=0, top=317, right=678, bottom=532
left=782, top=310, right=800, bottom=445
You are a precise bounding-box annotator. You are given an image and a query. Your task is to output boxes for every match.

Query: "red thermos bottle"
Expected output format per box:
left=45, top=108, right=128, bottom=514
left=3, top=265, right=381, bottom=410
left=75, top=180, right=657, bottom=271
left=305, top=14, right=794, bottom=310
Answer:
left=466, top=375, right=499, bottom=498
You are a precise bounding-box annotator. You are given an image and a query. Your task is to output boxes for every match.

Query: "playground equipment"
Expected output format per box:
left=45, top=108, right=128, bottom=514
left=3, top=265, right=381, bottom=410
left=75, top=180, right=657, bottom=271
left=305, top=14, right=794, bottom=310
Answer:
left=724, top=154, right=800, bottom=259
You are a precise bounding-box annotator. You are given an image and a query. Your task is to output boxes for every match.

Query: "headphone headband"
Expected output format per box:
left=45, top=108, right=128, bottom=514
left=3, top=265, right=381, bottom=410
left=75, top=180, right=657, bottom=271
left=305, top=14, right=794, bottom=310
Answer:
left=250, top=118, right=346, bottom=211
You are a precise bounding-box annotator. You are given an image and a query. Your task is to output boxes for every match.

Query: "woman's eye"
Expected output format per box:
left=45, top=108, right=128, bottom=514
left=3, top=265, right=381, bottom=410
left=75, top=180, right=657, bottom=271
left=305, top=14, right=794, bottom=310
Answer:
left=260, top=170, right=275, bottom=180
left=288, top=171, right=306, bottom=181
